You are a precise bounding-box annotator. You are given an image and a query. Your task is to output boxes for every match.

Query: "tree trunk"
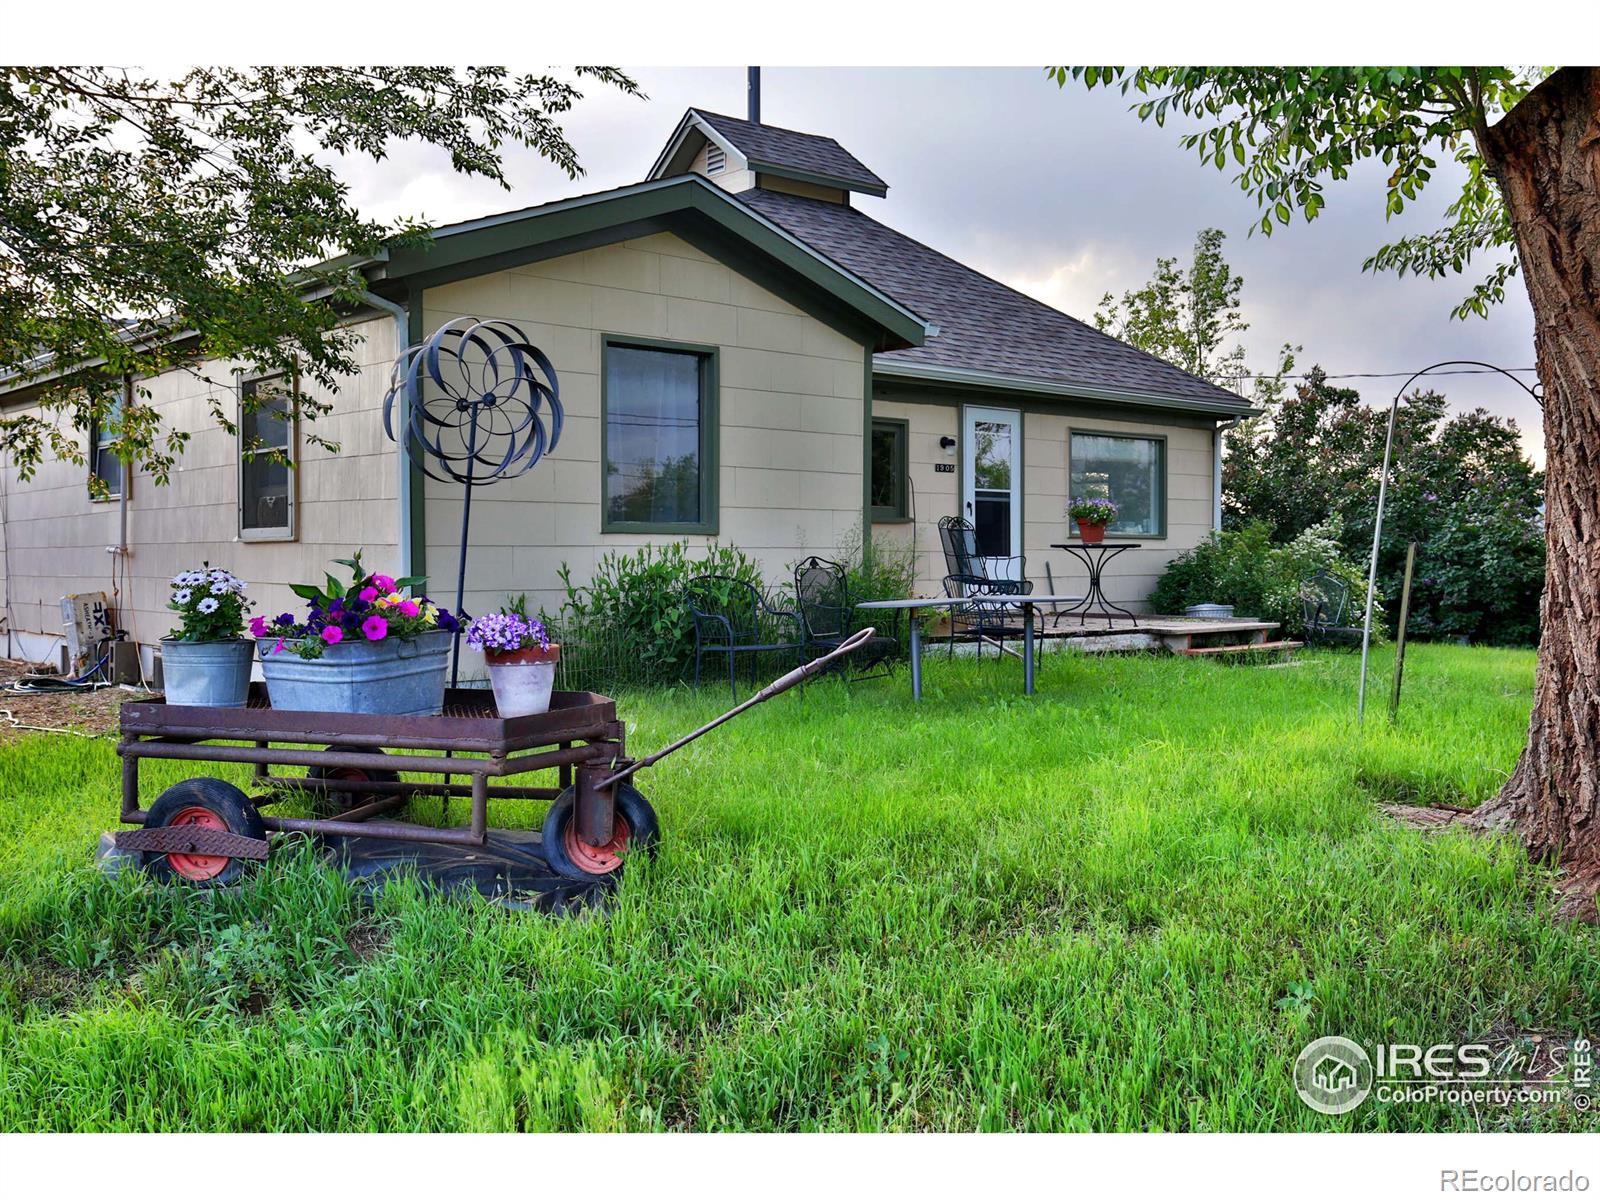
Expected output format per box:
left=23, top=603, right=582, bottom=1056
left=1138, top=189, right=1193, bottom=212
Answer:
left=1473, top=67, right=1600, bottom=919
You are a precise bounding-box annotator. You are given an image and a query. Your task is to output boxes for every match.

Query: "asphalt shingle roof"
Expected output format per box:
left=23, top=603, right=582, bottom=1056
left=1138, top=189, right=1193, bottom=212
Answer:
left=692, top=110, right=888, bottom=195
left=740, top=188, right=1250, bottom=410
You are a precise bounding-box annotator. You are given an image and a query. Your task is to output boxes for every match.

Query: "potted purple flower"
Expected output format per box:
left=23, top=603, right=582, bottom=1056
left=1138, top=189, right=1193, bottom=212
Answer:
left=161, top=564, right=254, bottom=707
left=256, top=551, right=460, bottom=715
left=465, top=597, right=559, bottom=718
left=1068, top=496, right=1118, bottom=544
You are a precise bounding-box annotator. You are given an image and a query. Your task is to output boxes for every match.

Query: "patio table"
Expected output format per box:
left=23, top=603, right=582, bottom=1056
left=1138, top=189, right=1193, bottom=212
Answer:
left=1050, top=542, right=1143, bottom=627
left=855, top=594, right=1083, bottom=701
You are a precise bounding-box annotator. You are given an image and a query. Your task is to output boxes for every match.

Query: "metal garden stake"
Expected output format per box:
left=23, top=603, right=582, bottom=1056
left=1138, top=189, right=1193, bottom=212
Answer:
left=1389, top=540, right=1417, bottom=723
left=382, top=318, right=563, bottom=684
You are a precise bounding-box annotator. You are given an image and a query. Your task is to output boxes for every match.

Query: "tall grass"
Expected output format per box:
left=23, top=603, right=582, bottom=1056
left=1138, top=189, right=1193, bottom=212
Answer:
left=0, top=644, right=1594, bottom=1131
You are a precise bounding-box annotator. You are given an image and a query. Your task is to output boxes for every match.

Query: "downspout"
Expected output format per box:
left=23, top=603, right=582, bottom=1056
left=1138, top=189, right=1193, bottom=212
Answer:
left=353, top=290, right=412, bottom=581
left=1212, top=417, right=1242, bottom=532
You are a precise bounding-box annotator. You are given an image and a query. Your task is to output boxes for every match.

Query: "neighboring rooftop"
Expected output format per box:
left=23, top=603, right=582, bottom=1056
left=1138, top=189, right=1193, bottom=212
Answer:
left=649, top=108, right=889, bottom=198
left=740, top=188, right=1252, bottom=412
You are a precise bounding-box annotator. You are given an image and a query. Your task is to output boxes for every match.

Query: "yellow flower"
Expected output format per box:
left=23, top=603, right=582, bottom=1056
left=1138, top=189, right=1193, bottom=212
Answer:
left=386, top=591, right=403, bottom=605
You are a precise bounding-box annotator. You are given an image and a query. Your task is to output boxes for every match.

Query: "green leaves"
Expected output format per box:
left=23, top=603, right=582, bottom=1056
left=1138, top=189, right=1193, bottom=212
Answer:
left=1047, top=66, right=1552, bottom=316
left=0, top=66, right=641, bottom=483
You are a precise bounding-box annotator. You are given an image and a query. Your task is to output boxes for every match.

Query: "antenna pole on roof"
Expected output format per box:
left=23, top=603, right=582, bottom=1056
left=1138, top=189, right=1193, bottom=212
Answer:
left=747, top=67, right=761, bottom=124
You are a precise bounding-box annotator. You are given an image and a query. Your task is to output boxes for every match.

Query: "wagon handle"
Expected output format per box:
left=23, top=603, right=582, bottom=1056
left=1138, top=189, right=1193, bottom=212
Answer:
left=594, top=627, right=877, bottom=790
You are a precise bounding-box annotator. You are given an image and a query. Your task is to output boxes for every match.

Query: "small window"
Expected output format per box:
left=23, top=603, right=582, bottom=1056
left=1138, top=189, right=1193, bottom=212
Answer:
left=706, top=144, right=727, bottom=173
left=870, top=418, right=909, bottom=522
left=238, top=373, right=297, bottom=540
left=88, top=391, right=126, bottom=501
left=602, top=340, right=717, bottom=534
left=1069, top=431, right=1166, bottom=537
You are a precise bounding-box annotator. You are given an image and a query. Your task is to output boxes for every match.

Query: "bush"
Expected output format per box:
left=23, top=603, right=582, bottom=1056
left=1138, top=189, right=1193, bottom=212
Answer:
left=833, top=523, right=917, bottom=632
left=550, top=541, right=766, bottom=687
left=1149, top=519, right=1380, bottom=639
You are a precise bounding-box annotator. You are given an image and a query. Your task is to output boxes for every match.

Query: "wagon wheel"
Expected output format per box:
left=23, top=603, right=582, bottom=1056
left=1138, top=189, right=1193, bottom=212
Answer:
left=141, top=778, right=266, bottom=887
left=540, top=783, right=660, bottom=880
left=306, top=746, right=405, bottom=819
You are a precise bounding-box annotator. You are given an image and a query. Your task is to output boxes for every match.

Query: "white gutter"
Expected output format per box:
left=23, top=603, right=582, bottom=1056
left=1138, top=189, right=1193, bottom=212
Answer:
left=353, top=291, right=412, bottom=582
left=873, top=360, right=1260, bottom=420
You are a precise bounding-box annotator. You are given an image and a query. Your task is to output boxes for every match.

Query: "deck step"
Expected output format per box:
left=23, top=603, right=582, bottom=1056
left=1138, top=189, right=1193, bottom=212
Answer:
left=1179, top=640, right=1304, bottom=657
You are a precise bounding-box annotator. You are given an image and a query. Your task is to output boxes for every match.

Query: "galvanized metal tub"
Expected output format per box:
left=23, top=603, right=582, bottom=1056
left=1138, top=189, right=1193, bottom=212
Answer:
left=1185, top=604, right=1237, bottom=620
left=259, top=630, right=452, bottom=715
left=158, top=638, right=255, bottom=708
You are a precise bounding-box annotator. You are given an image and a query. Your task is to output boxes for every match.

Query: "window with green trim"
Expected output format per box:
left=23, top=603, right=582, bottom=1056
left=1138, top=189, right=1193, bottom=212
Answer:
left=1069, top=431, right=1166, bottom=537
left=238, top=373, right=297, bottom=540
left=603, top=340, right=717, bottom=533
left=88, top=392, right=126, bottom=501
left=870, top=418, right=908, bottom=521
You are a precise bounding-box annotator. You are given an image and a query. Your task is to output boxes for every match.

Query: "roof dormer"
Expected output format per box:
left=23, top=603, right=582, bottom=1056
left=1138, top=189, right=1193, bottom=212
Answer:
left=647, top=108, right=887, bottom=205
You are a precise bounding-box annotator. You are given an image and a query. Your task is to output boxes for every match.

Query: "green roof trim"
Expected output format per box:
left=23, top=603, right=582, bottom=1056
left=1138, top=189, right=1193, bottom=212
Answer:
left=375, top=176, right=929, bottom=352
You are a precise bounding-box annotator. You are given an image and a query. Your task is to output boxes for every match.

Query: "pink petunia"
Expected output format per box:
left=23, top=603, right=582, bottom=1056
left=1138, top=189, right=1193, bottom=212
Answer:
left=249, top=616, right=268, bottom=638
left=372, top=575, right=396, bottom=592
left=320, top=625, right=344, bottom=645
left=359, top=586, right=378, bottom=603
left=271, top=638, right=286, bottom=655
left=398, top=599, right=419, bottom=618
left=361, top=615, right=388, bottom=641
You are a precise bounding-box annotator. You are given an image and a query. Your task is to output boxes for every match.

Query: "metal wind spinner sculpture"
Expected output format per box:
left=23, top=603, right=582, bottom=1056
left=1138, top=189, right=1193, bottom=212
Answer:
left=382, top=317, right=564, bottom=683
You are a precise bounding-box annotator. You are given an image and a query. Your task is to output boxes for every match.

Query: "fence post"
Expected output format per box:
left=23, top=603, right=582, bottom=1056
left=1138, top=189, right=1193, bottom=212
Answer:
left=1389, top=541, right=1418, bottom=723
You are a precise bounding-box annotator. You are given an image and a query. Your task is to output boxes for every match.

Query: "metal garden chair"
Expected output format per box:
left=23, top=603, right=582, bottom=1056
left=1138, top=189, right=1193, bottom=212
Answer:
left=1302, top=570, right=1365, bottom=646
left=685, top=575, right=803, bottom=701
left=936, top=514, right=1040, bottom=655
left=792, top=556, right=898, bottom=680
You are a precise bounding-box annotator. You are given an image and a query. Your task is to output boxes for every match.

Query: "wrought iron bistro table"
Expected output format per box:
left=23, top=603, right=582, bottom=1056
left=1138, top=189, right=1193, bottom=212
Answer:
left=855, top=595, right=1083, bottom=702
left=1050, top=542, right=1143, bottom=627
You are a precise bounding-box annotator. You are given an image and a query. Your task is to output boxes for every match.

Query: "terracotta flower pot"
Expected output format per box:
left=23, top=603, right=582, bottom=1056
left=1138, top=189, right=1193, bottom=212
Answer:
left=484, top=643, right=561, bottom=717
left=1077, top=519, right=1108, bottom=544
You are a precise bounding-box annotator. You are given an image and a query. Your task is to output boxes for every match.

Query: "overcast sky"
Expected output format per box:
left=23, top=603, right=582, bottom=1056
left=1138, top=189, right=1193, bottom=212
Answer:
left=345, top=66, right=1542, bottom=463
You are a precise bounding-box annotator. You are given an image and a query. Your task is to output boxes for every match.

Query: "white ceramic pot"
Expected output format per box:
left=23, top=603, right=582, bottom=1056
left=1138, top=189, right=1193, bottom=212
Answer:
left=485, top=643, right=560, bottom=717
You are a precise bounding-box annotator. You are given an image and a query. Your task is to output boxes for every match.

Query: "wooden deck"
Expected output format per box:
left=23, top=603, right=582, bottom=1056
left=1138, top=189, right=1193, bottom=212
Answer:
left=1036, top=615, right=1301, bottom=659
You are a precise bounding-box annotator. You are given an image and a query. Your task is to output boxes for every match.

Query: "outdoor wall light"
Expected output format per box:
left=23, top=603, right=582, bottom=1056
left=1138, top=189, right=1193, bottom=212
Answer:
left=939, top=436, right=957, bottom=453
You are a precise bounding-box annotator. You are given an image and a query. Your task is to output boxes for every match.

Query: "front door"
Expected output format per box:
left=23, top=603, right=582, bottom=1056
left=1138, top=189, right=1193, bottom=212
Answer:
left=962, top=406, right=1022, bottom=581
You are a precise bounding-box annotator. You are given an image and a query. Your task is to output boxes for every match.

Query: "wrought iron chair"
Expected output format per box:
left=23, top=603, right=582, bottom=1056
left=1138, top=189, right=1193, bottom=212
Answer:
left=685, top=575, right=804, bottom=702
left=792, top=556, right=898, bottom=679
left=937, top=515, right=1040, bottom=653
left=937, top=514, right=1032, bottom=597
left=1302, top=570, right=1365, bottom=646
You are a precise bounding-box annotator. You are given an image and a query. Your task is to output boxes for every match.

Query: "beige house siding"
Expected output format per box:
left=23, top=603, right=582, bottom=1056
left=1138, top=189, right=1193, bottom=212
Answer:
left=0, top=317, right=400, bottom=662
left=420, top=231, right=870, bottom=622
left=870, top=389, right=1218, bottom=611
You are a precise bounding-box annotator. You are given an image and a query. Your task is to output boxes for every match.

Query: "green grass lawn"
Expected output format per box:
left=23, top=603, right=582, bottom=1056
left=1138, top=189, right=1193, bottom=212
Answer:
left=1, top=643, right=1595, bottom=1131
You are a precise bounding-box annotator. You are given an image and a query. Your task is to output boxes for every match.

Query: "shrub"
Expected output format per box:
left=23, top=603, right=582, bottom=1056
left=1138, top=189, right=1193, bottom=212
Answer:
left=832, top=523, right=917, bottom=629
left=1149, top=519, right=1380, bottom=639
left=551, top=541, right=766, bottom=687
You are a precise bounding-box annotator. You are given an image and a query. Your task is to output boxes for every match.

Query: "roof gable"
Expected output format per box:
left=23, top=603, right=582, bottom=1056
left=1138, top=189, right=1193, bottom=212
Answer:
left=648, top=108, right=888, bottom=198
left=375, top=176, right=929, bottom=353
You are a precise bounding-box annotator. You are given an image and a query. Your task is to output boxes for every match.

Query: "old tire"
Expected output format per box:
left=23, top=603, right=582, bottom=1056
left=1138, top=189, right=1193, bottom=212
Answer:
left=307, top=747, right=404, bottom=818
left=142, top=778, right=266, bottom=887
left=540, top=783, right=660, bottom=880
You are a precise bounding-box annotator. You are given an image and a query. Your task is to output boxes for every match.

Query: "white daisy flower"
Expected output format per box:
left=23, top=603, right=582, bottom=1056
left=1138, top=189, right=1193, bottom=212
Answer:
left=210, top=581, right=230, bottom=595
left=173, top=588, right=192, bottom=604
left=197, top=597, right=220, bottom=613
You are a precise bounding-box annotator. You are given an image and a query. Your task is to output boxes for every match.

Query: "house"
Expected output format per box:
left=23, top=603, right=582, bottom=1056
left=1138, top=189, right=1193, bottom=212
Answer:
left=0, top=102, right=1255, bottom=674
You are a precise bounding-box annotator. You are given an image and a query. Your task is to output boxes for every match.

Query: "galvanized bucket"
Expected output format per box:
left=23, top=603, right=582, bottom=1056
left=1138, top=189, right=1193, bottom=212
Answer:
left=159, top=638, right=255, bottom=708
left=1184, top=604, right=1236, bottom=620
left=259, top=629, right=451, bottom=715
